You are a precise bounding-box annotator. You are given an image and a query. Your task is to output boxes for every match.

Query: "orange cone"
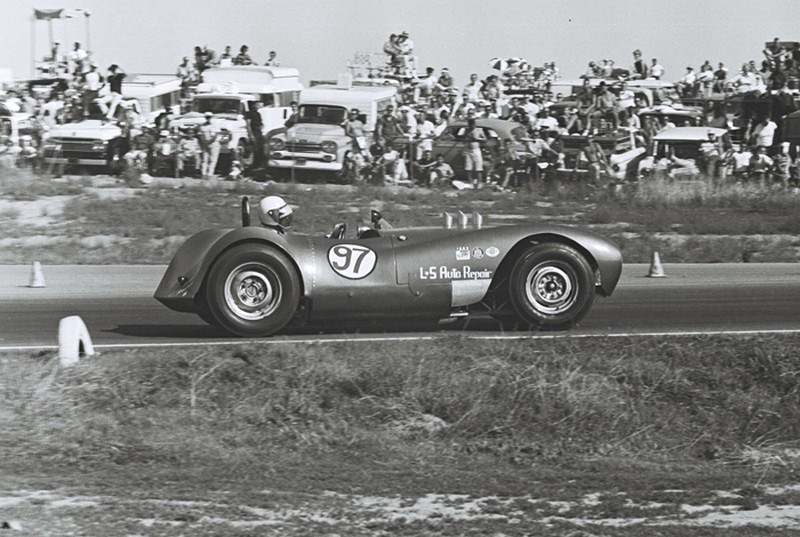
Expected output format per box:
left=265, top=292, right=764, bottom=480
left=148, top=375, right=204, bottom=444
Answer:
left=28, top=261, right=46, bottom=288
left=647, top=252, right=666, bottom=278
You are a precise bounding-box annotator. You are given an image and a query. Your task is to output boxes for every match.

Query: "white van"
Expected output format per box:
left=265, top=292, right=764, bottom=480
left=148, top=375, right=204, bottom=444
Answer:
left=266, top=84, right=397, bottom=180
left=195, top=66, right=303, bottom=135
left=120, top=73, right=183, bottom=123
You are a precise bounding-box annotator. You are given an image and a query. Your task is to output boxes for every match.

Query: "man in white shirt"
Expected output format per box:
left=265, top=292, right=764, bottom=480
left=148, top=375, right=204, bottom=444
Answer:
left=70, top=42, right=88, bottom=76
left=463, top=73, right=482, bottom=103
left=677, top=67, right=697, bottom=97
left=82, top=62, right=102, bottom=117
left=650, top=58, right=665, bottom=80
left=751, top=117, right=777, bottom=149
left=414, top=112, right=435, bottom=159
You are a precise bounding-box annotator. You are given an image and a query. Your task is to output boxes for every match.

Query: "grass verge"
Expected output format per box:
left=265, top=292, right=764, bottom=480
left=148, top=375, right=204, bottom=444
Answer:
left=4, top=171, right=800, bottom=263
left=3, top=335, right=800, bottom=535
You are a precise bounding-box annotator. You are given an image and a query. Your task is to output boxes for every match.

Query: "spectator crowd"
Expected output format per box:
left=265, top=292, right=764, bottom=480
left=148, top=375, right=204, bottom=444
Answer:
left=3, top=35, right=800, bottom=190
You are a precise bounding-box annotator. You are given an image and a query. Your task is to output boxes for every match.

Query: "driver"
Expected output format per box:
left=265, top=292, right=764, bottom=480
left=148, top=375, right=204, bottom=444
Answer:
left=257, top=196, right=293, bottom=232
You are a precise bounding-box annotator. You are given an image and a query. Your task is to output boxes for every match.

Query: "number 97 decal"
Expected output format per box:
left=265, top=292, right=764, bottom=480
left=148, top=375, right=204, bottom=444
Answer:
left=327, top=244, right=378, bottom=279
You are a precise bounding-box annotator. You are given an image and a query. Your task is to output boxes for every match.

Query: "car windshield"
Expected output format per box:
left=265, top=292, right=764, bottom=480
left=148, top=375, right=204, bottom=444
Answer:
left=192, top=98, right=241, bottom=115
left=656, top=141, right=702, bottom=160
left=654, top=87, right=681, bottom=103
left=297, top=105, right=347, bottom=125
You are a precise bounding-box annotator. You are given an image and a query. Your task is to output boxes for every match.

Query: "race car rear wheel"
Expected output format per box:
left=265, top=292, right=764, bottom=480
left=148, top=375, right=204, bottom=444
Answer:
left=509, top=243, right=595, bottom=330
left=205, top=244, right=300, bottom=337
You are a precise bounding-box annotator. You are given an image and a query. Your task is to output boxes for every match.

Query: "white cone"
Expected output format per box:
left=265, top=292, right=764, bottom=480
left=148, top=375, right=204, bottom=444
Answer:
left=647, top=251, right=666, bottom=278
left=28, top=261, right=46, bottom=288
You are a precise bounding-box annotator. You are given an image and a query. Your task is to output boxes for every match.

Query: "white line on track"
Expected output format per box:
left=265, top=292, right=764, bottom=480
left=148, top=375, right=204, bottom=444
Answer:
left=2, top=329, right=800, bottom=353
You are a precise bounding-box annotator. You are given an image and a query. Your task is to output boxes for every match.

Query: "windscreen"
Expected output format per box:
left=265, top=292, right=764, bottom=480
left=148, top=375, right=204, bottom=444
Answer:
left=192, top=98, right=241, bottom=115
left=297, top=105, right=347, bottom=125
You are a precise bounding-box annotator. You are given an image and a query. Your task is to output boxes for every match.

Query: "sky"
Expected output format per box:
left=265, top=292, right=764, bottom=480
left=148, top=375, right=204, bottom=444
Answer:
left=2, top=0, right=800, bottom=86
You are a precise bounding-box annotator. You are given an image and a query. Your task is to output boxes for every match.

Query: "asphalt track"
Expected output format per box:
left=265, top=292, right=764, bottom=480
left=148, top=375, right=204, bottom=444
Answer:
left=1, top=263, right=800, bottom=350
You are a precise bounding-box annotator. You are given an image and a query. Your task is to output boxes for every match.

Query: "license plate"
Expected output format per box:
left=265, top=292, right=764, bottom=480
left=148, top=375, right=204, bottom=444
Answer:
left=68, top=157, right=79, bottom=164
left=295, top=159, right=306, bottom=165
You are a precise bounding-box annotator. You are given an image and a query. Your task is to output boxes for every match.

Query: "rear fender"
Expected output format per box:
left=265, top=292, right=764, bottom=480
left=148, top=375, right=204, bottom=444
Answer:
left=154, top=227, right=309, bottom=313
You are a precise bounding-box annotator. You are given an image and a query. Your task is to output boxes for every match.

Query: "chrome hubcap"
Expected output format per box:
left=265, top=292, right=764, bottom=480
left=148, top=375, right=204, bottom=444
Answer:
left=224, top=265, right=281, bottom=321
left=525, top=264, right=576, bottom=315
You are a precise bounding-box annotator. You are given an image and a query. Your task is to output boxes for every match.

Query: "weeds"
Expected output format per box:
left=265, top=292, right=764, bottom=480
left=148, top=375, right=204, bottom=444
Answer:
left=4, top=335, right=800, bottom=470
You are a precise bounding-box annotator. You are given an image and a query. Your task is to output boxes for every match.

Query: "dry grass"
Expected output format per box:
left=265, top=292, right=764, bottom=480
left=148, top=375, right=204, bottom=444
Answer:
left=4, top=336, right=800, bottom=535
left=3, top=169, right=800, bottom=263
left=5, top=335, right=800, bottom=472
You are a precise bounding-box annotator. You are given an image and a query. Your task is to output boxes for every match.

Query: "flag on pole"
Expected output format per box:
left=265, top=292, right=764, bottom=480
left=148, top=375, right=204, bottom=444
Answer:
left=34, top=8, right=64, bottom=20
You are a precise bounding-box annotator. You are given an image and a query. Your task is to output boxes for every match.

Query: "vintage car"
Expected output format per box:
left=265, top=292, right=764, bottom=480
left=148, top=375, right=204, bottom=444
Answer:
left=154, top=197, right=623, bottom=337
left=431, top=118, right=528, bottom=178
left=637, top=126, right=728, bottom=178
left=266, top=84, right=397, bottom=181
left=557, top=130, right=647, bottom=182
left=638, top=104, right=704, bottom=128
left=40, top=99, right=142, bottom=173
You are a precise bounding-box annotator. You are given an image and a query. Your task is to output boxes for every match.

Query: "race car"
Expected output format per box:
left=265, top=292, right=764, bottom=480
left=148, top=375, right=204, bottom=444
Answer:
left=154, top=196, right=623, bottom=337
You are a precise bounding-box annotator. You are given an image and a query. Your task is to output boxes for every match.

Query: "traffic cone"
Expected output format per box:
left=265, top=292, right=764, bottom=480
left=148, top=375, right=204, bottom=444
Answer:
left=647, top=251, right=666, bottom=278
left=28, top=261, right=46, bottom=288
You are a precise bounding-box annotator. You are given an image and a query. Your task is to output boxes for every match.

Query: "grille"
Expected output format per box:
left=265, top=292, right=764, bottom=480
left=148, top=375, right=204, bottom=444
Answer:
left=286, top=141, right=321, bottom=153
left=50, top=139, right=102, bottom=153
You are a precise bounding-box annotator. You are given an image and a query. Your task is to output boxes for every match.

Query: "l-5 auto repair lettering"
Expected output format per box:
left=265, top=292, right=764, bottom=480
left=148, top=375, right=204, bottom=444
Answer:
left=419, top=266, right=492, bottom=280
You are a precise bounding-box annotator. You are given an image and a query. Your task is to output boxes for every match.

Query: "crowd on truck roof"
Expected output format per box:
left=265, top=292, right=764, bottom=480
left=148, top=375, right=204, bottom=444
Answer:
left=3, top=35, right=800, bottom=190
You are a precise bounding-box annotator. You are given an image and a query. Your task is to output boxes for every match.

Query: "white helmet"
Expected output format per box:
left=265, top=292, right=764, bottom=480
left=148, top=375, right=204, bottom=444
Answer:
left=258, top=195, right=293, bottom=229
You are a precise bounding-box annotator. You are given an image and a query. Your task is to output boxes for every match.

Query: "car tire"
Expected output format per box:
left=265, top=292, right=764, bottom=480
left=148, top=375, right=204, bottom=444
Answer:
left=508, top=243, right=595, bottom=330
left=205, top=244, right=300, bottom=337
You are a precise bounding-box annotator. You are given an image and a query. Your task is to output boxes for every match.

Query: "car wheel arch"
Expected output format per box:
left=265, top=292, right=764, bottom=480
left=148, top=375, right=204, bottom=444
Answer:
left=490, top=233, right=599, bottom=291
left=196, top=238, right=306, bottom=311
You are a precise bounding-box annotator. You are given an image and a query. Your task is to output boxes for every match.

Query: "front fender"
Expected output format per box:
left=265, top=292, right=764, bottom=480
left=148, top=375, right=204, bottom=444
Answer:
left=154, top=227, right=310, bottom=313
left=493, top=225, right=623, bottom=297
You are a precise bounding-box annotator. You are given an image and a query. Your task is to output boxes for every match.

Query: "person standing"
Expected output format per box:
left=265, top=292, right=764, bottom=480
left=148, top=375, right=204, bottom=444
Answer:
left=98, top=64, right=126, bottom=121
left=751, top=116, right=778, bottom=151
left=463, top=73, right=482, bottom=104
left=244, top=102, right=264, bottom=167
left=463, top=118, right=486, bottom=188
left=176, top=56, right=195, bottom=98
left=70, top=41, right=88, bottom=76
left=199, top=112, right=221, bottom=179
left=699, top=131, right=722, bottom=180
left=81, top=61, right=102, bottom=117
left=713, top=63, right=729, bottom=94
left=374, top=106, right=401, bottom=148
left=632, top=50, right=648, bottom=79
left=345, top=108, right=368, bottom=153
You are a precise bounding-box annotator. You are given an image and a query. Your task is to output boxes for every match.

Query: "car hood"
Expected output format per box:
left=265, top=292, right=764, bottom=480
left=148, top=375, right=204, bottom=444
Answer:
left=173, top=113, right=244, bottom=128
left=286, top=123, right=345, bottom=139
left=48, top=120, right=121, bottom=140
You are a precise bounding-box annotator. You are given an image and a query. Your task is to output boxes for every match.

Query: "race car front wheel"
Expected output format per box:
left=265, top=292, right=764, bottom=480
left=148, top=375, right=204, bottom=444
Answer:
left=509, top=243, right=595, bottom=330
left=205, top=244, right=300, bottom=337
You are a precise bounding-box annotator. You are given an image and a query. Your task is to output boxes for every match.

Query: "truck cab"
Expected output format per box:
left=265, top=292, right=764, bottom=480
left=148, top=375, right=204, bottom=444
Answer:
left=266, top=84, right=397, bottom=181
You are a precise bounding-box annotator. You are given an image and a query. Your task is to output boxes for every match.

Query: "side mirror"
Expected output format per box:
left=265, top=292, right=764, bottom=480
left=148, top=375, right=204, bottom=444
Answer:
left=242, top=196, right=251, bottom=227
